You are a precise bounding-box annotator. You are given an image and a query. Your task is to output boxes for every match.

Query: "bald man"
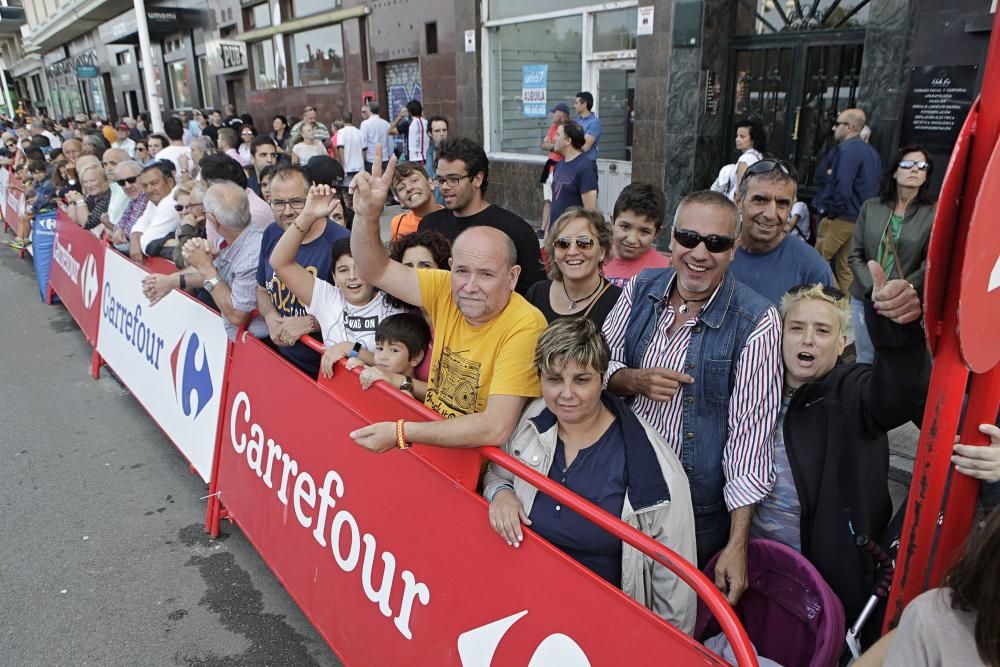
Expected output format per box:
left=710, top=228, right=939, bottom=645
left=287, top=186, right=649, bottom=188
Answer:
left=102, top=147, right=131, bottom=226
left=346, top=153, right=547, bottom=453
left=812, top=108, right=882, bottom=292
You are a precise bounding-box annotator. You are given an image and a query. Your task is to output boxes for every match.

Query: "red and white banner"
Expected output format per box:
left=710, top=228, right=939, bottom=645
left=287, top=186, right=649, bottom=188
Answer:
left=49, top=211, right=104, bottom=345
left=214, top=336, right=722, bottom=666
left=5, top=183, right=24, bottom=230
left=97, top=248, right=229, bottom=481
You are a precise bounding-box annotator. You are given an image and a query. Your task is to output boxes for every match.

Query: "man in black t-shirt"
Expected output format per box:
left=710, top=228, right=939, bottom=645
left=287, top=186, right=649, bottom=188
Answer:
left=418, top=138, right=544, bottom=294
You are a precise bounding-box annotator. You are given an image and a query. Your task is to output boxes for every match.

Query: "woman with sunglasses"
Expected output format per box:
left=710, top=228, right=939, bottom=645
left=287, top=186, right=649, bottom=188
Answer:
left=848, top=145, right=936, bottom=363
left=526, top=208, right=622, bottom=328
left=134, top=140, right=153, bottom=167
left=750, top=266, right=927, bottom=631
left=172, top=181, right=208, bottom=268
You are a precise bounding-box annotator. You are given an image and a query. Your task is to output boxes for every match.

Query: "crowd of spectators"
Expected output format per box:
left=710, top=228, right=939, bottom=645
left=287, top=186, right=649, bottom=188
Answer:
left=3, top=102, right=999, bottom=663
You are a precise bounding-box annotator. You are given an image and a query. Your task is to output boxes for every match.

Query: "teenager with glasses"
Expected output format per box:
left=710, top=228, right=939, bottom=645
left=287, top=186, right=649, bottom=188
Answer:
left=417, top=138, right=545, bottom=295
left=847, top=145, right=936, bottom=364
left=729, top=159, right=834, bottom=305
left=603, top=190, right=783, bottom=605
left=526, top=208, right=621, bottom=328
left=751, top=268, right=927, bottom=632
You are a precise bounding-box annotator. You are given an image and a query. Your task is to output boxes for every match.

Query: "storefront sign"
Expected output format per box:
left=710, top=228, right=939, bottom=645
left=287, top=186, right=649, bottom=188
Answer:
left=521, top=65, right=547, bottom=118
left=901, top=65, right=979, bottom=152
left=77, top=65, right=99, bottom=79
left=217, top=40, right=248, bottom=74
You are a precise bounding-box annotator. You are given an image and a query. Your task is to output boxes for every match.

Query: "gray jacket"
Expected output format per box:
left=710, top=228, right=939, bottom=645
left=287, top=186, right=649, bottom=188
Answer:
left=848, top=197, right=935, bottom=300
left=483, top=395, right=697, bottom=634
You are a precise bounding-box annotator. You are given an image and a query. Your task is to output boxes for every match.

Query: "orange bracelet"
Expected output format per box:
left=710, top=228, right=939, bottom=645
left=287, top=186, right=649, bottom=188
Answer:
left=395, top=419, right=410, bottom=450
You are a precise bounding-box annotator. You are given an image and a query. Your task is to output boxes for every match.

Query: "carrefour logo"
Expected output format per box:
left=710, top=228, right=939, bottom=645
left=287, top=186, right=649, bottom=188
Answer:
left=169, top=331, right=213, bottom=419
left=81, top=254, right=99, bottom=308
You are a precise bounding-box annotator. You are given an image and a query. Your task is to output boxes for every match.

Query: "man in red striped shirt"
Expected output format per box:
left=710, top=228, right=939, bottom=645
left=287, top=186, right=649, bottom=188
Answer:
left=602, top=190, right=782, bottom=606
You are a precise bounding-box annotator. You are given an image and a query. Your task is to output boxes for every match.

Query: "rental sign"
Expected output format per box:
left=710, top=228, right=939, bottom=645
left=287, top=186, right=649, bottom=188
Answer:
left=96, top=249, right=228, bottom=481
left=214, top=336, right=721, bottom=666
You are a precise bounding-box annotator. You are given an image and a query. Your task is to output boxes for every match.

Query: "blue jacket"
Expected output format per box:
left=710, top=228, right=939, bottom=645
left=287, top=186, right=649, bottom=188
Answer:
left=812, top=137, right=882, bottom=222
left=621, top=269, right=775, bottom=542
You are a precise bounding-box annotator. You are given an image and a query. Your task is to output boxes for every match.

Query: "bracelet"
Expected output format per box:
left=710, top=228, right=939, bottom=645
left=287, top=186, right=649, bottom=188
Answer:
left=179, top=274, right=186, bottom=289
left=488, top=483, right=514, bottom=503
left=395, top=419, right=411, bottom=450
left=292, top=219, right=308, bottom=233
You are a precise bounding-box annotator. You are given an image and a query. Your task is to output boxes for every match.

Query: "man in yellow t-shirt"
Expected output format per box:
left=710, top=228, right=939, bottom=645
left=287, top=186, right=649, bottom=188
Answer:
left=345, top=152, right=547, bottom=452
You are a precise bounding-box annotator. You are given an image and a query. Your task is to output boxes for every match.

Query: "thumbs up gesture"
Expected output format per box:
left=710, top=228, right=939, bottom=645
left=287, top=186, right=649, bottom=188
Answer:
left=869, top=260, right=921, bottom=324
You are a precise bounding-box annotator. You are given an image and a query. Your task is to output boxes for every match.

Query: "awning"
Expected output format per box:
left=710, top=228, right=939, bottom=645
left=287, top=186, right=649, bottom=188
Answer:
left=236, top=5, right=369, bottom=44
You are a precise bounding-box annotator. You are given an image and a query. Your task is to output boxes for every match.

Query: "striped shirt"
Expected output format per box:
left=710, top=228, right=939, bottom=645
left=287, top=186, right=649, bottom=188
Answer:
left=214, top=225, right=268, bottom=341
left=603, top=273, right=781, bottom=510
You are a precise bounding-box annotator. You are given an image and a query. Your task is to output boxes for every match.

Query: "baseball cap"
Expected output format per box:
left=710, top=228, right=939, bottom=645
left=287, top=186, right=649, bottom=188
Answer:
left=549, top=102, right=570, bottom=114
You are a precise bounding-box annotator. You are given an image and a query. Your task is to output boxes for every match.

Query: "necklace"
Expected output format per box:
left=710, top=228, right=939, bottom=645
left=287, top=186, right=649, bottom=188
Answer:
left=676, top=291, right=710, bottom=314
left=562, top=277, right=604, bottom=310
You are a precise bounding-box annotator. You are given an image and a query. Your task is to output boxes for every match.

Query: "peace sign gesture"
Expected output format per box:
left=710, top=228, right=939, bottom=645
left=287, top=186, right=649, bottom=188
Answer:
left=349, top=145, right=397, bottom=222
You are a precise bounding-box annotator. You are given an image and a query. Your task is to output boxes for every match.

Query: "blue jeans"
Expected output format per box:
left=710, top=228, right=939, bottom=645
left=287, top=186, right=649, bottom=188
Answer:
left=851, top=297, right=875, bottom=364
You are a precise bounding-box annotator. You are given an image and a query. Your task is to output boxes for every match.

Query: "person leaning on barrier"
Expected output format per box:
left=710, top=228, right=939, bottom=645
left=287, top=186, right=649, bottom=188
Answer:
left=346, top=150, right=548, bottom=453
left=749, top=272, right=927, bottom=623
left=109, top=159, right=148, bottom=253
left=64, top=162, right=112, bottom=233
left=172, top=181, right=208, bottom=268
left=142, top=181, right=267, bottom=342
left=483, top=317, right=698, bottom=634
left=602, top=190, right=783, bottom=605
left=130, top=160, right=180, bottom=261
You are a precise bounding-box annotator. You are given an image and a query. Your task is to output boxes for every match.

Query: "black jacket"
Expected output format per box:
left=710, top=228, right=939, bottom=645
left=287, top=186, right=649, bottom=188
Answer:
left=784, top=299, right=928, bottom=620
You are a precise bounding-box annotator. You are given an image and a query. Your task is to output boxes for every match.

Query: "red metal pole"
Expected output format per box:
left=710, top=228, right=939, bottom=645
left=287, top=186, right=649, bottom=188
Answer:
left=886, top=10, right=1000, bottom=627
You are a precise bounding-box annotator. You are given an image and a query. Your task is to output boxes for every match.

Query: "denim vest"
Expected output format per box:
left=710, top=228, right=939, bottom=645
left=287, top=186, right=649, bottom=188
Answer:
left=623, top=269, right=774, bottom=525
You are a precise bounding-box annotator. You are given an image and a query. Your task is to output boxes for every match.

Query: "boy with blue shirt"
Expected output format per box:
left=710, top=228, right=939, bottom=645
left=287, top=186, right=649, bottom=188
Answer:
left=256, top=165, right=350, bottom=377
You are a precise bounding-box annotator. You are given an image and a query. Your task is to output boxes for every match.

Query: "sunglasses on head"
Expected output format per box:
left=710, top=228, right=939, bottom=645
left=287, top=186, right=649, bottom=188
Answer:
left=673, top=228, right=736, bottom=253
left=787, top=283, right=846, bottom=301
left=553, top=236, right=596, bottom=251
left=117, top=176, right=138, bottom=186
left=746, top=159, right=796, bottom=178
left=898, top=159, right=930, bottom=171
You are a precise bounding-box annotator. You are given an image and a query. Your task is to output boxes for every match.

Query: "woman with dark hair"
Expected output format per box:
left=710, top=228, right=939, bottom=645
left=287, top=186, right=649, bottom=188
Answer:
left=271, top=115, right=291, bottom=151
left=727, top=116, right=768, bottom=199
left=848, top=145, right=936, bottom=363
left=50, top=158, right=80, bottom=200
left=238, top=125, right=257, bottom=163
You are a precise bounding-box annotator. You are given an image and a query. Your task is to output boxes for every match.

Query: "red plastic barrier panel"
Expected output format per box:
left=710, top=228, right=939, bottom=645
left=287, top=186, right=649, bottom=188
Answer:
left=97, top=248, right=229, bottom=482
left=214, top=335, right=728, bottom=667
left=49, top=211, right=104, bottom=345
left=5, top=184, right=24, bottom=230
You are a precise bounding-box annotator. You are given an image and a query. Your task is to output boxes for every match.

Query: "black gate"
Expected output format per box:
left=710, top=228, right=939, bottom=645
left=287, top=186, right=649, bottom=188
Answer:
left=728, top=34, right=865, bottom=194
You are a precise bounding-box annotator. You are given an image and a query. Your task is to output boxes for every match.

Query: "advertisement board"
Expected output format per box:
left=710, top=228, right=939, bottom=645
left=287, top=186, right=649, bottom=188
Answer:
left=96, top=249, right=228, bottom=481
left=49, top=211, right=105, bottom=345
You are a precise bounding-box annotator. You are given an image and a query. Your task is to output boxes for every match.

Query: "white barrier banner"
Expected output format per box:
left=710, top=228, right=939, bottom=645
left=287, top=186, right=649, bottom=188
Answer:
left=96, top=249, right=228, bottom=481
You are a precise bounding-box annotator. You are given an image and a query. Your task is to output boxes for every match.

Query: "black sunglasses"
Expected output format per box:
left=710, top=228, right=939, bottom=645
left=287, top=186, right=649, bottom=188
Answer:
left=787, top=283, right=846, bottom=301
left=898, top=159, right=930, bottom=171
left=117, top=176, right=138, bottom=186
left=746, top=159, right=796, bottom=179
left=673, top=228, right=736, bottom=253
left=553, top=236, right=596, bottom=251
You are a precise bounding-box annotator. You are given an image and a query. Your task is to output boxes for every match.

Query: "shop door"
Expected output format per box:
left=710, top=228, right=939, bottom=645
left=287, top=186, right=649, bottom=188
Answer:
left=591, top=63, right=634, bottom=218
left=729, top=36, right=864, bottom=195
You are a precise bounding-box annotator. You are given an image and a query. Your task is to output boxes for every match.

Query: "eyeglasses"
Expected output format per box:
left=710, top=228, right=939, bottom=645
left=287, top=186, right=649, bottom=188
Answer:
left=175, top=202, right=204, bottom=212
left=787, top=283, right=846, bottom=302
left=433, top=174, right=471, bottom=188
left=241, top=132, right=254, bottom=136
left=673, top=228, right=736, bottom=253
left=898, top=159, right=930, bottom=171
left=270, top=198, right=307, bottom=212
left=553, top=236, right=596, bottom=251
left=746, top=159, right=796, bottom=179
left=116, top=176, right=138, bottom=186
left=136, top=146, right=148, bottom=152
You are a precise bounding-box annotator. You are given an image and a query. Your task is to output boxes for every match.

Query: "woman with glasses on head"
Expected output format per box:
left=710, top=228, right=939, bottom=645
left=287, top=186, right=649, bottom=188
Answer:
left=238, top=125, right=257, bottom=163
left=483, top=316, right=697, bottom=633
left=172, top=181, right=208, bottom=268
left=526, top=208, right=622, bottom=328
left=750, top=269, right=927, bottom=633
left=848, top=145, right=936, bottom=364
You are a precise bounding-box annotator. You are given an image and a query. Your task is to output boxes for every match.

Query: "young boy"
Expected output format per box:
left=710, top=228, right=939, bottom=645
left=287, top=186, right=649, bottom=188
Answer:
left=389, top=162, right=442, bottom=240
left=346, top=312, right=432, bottom=399
left=602, top=183, right=671, bottom=287
left=11, top=161, right=56, bottom=249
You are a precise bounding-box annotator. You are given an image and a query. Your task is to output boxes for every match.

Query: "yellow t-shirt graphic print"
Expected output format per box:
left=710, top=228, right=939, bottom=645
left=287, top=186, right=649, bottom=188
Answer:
left=417, top=269, right=546, bottom=419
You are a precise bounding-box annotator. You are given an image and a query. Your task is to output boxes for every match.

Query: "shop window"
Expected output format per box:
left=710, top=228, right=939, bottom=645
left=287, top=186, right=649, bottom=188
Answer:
left=488, top=17, right=582, bottom=154
left=249, top=3, right=271, bottom=29
left=198, top=56, right=213, bottom=108
left=291, top=25, right=345, bottom=86
left=592, top=7, right=638, bottom=52
left=251, top=41, right=279, bottom=90
left=169, top=61, right=194, bottom=108
left=292, top=0, right=341, bottom=18
left=488, top=0, right=591, bottom=21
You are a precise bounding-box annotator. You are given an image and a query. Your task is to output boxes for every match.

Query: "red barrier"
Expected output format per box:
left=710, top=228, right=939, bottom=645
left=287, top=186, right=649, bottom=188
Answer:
left=47, top=212, right=105, bottom=371
left=208, top=334, right=755, bottom=666
left=4, top=183, right=25, bottom=235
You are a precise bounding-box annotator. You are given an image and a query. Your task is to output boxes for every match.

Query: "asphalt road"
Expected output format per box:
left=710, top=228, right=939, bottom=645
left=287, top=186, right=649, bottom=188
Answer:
left=0, top=247, right=341, bottom=666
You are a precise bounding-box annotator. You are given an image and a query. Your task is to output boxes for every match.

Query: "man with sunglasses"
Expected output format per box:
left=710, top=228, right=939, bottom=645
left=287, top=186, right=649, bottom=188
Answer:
left=603, top=190, right=783, bottom=606
left=729, top=159, right=833, bottom=305
left=812, top=108, right=881, bottom=293
left=109, top=160, right=149, bottom=252
left=418, top=138, right=545, bottom=295
left=751, top=269, right=925, bottom=626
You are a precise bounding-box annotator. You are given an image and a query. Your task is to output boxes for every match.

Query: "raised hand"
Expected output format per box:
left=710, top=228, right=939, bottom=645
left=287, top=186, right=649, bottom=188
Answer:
left=349, top=145, right=397, bottom=222
left=301, top=184, right=338, bottom=225
left=869, top=260, right=921, bottom=324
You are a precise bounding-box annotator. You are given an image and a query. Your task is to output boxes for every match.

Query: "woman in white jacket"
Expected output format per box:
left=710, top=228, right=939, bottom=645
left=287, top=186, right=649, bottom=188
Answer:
left=483, top=317, right=698, bottom=634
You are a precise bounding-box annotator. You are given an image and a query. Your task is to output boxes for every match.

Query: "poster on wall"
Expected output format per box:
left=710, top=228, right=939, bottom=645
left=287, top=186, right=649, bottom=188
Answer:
left=522, top=65, right=548, bottom=118
left=900, top=65, right=979, bottom=153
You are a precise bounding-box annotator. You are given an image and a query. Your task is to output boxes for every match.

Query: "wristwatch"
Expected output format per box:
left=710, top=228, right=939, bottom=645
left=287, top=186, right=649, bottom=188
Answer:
left=399, top=375, right=414, bottom=392
left=203, top=276, right=221, bottom=292
left=347, top=341, right=363, bottom=358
